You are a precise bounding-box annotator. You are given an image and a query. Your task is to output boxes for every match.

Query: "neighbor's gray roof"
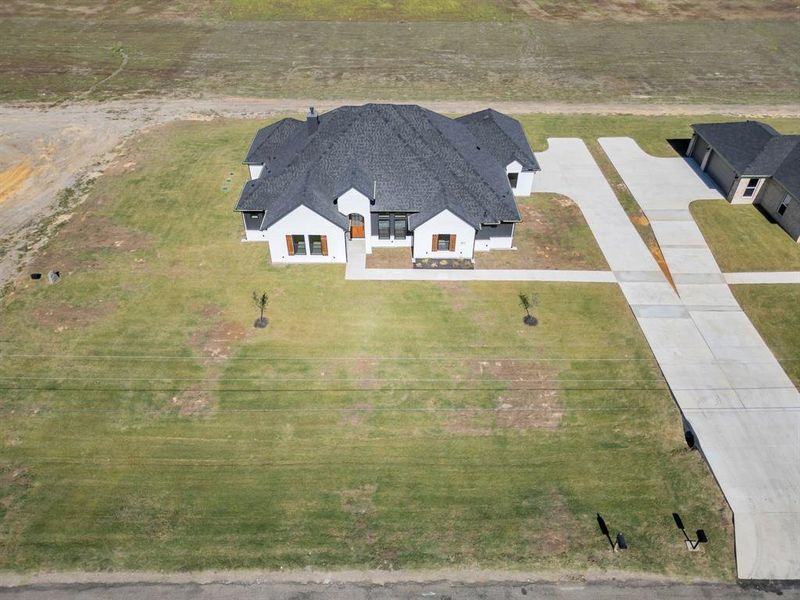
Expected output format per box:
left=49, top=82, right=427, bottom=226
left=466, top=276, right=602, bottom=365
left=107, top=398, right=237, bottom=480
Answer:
left=236, top=104, right=535, bottom=230
left=772, top=142, right=800, bottom=199
left=690, top=121, right=792, bottom=174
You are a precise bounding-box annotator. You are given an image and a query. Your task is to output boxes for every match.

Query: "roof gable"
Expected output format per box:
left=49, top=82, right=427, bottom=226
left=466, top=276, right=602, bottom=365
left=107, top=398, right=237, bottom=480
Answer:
left=457, top=108, right=539, bottom=171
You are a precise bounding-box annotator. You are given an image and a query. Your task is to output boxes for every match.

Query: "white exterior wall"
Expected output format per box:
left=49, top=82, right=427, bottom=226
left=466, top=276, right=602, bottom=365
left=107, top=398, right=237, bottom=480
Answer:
left=412, top=209, right=476, bottom=260
left=265, top=205, right=346, bottom=263
left=336, top=188, right=372, bottom=253
left=248, top=164, right=264, bottom=180
left=474, top=223, right=515, bottom=252
left=490, top=223, right=515, bottom=249
left=730, top=177, right=766, bottom=205
left=506, top=160, right=534, bottom=196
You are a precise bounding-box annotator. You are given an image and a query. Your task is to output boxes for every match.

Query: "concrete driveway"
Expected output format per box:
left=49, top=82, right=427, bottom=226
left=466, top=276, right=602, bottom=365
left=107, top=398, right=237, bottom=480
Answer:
left=596, top=137, right=800, bottom=581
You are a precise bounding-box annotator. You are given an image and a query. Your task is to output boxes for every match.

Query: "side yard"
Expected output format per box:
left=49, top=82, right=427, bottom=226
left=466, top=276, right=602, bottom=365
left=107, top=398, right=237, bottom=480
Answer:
left=0, top=119, right=734, bottom=577
left=690, top=200, right=800, bottom=272
left=474, top=194, right=607, bottom=270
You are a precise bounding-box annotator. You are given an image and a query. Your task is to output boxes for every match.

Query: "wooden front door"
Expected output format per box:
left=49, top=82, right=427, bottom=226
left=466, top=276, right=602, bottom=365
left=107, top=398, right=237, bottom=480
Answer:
left=350, top=213, right=365, bottom=238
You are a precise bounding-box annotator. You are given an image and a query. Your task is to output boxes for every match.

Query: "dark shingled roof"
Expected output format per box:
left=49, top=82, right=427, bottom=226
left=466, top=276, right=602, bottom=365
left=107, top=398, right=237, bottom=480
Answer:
left=456, top=108, right=538, bottom=171
left=691, top=121, right=794, bottom=173
left=691, top=121, right=800, bottom=198
left=236, top=104, right=537, bottom=230
left=773, top=142, right=800, bottom=199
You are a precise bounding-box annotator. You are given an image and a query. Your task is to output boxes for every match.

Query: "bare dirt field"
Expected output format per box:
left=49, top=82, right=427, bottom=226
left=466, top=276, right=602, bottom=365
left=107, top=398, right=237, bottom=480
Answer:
left=1, top=17, right=798, bottom=105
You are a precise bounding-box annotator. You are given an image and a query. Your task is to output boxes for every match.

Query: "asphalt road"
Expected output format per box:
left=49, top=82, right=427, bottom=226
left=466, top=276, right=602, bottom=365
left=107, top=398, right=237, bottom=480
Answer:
left=1, top=581, right=798, bottom=600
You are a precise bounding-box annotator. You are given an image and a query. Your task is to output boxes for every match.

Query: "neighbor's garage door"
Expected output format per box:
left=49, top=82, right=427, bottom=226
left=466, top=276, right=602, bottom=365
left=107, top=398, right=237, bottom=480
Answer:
left=705, top=150, right=737, bottom=196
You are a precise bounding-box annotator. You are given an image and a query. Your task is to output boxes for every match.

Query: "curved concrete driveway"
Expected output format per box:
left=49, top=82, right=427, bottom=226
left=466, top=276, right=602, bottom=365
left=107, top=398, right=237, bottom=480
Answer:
left=597, top=137, right=800, bottom=581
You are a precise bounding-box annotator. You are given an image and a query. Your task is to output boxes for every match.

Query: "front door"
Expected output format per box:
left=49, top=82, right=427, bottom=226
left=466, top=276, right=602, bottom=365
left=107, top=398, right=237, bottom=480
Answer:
left=349, top=213, right=365, bottom=238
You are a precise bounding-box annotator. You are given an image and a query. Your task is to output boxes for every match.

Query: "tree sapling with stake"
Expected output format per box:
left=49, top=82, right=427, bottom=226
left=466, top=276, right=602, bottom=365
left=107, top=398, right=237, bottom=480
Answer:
left=252, top=291, right=269, bottom=328
left=519, top=292, right=539, bottom=326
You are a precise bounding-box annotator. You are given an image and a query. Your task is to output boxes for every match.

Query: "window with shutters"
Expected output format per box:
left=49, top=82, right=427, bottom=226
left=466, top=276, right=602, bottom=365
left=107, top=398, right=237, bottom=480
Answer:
left=292, top=234, right=306, bottom=255
left=437, top=234, right=452, bottom=251
left=743, top=178, right=759, bottom=197
left=309, top=235, right=323, bottom=255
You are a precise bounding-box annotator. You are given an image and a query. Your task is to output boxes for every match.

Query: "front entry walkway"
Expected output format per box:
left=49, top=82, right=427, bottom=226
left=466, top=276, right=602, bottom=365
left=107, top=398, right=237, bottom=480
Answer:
left=596, top=137, right=800, bottom=581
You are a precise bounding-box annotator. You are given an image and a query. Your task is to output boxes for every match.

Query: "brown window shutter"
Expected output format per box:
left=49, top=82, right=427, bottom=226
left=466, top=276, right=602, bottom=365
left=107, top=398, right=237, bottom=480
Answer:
left=286, top=235, right=294, bottom=256
left=320, top=235, right=328, bottom=256
left=449, top=235, right=456, bottom=251
left=432, top=235, right=438, bottom=252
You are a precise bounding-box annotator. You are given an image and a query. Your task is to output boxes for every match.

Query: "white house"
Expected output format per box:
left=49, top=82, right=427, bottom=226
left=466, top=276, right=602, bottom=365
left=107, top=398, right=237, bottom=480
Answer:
left=235, top=104, right=539, bottom=265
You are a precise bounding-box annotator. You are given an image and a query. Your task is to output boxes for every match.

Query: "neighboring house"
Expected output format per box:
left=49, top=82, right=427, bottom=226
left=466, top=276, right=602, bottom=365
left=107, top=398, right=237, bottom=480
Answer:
left=688, top=121, right=800, bottom=241
left=235, top=104, right=539, bottom=263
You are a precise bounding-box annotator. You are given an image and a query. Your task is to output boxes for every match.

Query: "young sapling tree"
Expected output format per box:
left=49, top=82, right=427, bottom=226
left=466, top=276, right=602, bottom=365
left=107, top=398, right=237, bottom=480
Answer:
left=252, top=291, right=269, bottom=328
left=519, top=292, right=539, bottom=326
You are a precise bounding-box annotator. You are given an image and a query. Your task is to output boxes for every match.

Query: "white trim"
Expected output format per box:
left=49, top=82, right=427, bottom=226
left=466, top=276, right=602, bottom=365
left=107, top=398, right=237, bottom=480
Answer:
left=248, top=164, right=264, bottom=180
left=686, top=134, right=697, bottom=157
left=700, top=147, right=712, bottom=171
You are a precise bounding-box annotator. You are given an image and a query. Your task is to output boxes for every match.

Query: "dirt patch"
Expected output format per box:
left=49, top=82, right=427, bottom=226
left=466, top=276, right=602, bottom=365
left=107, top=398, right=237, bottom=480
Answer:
left=365, top=247, right=412, bottom=269
left=31, top=298, right=116, bottom=332
left=171, top=390, right=213, bottom=417
left=0, top=163, right=33, bottom=204
left=190, top=304, right=247, bottom=360
left=443, top=409, right=492, bottom=436
left=28, top=213, right=152, bottom=275
left=340, top=402, right=373, bottom=427
left=474, top=194, right=608, bottom=270
left=176, top=304, right=249, bottom=418
left=494, top=390, right=562, bottom=431
left=446, top=360, right=564, bottom=434
left=339, top=484, right=378, bottom=516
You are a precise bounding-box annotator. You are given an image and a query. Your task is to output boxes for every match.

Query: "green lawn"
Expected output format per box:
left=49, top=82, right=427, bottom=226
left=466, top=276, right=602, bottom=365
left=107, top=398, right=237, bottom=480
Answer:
left=690, top=200, right=800, bottom=272
left=731, top=285, right=800, bottom=387
left=0, top=119, right=734, bottom=576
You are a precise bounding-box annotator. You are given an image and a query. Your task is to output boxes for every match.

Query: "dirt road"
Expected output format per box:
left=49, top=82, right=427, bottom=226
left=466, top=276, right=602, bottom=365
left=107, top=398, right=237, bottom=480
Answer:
left=1, top=96, right=799, bottom=290
left=0, top=570, right=794, bottom=599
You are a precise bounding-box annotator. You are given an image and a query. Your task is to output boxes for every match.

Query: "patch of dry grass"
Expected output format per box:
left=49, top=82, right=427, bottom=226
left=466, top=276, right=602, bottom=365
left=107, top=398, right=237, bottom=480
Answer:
left=474, top=193, right=608, bottom=270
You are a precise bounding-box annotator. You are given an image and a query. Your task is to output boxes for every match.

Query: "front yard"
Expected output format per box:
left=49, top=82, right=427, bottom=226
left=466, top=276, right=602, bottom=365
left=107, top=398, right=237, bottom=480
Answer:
left=731, top=284, right=800, bottom=388
left=0, top=119, right=735, bottom=576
